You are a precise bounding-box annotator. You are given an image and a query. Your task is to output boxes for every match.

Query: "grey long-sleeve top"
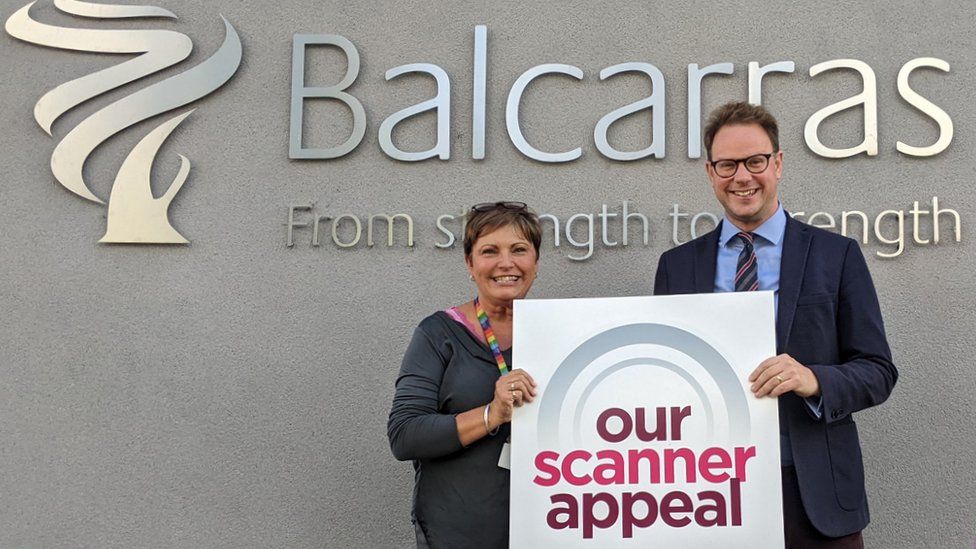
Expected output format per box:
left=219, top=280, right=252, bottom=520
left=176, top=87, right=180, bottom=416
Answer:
left=388, top=311, right=511, bottom=549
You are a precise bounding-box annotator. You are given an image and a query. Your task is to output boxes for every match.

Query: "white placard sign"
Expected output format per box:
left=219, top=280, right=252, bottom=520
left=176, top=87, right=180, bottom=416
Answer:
left=511, top=293, right=783, bottom=548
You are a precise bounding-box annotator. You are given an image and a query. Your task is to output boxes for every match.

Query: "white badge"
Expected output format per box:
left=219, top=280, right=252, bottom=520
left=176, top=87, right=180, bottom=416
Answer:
left=497, top=440, right=511, bottom=469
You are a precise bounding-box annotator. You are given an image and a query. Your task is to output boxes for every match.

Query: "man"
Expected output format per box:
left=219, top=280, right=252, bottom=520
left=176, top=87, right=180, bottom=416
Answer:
left=654, top=102, right=897, bottom=548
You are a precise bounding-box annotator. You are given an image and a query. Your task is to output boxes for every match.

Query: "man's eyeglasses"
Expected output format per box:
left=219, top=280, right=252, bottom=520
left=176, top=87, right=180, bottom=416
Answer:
left=471, top=201, right=528, bottom=213
left=709, top=153, right=774, bottom=178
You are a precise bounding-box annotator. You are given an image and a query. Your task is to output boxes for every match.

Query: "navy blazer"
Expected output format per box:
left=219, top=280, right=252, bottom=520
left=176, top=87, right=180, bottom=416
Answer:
left=654, top=215, right=897, bottom=537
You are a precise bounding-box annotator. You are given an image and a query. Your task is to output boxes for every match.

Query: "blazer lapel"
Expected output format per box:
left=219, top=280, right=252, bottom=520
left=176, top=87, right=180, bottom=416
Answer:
left=694, top=223, right=721, bottom=294
left=776, top=216, right=812, bottom=352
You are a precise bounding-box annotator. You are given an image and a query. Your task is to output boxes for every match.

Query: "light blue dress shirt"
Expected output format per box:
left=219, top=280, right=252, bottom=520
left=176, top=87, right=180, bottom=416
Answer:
left=714, top=205, right=821, bottom=466
left=715, top=205, right=785, bottom=306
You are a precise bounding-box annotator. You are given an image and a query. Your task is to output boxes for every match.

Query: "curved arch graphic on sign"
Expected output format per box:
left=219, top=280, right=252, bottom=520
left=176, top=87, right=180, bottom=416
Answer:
left=571, top=357, right=716, bottom=447
left=538, top=323, right=749, bottom=448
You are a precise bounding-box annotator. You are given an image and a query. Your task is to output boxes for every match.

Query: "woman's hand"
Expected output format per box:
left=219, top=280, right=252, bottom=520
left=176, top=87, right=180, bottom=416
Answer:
left=455, top=369, right=538, bottom=446
left=487, top=369, right=537, bottom=431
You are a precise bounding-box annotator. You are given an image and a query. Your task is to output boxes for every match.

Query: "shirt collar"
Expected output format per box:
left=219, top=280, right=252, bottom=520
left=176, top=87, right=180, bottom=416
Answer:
left=718, top=203, right=786, bottom=247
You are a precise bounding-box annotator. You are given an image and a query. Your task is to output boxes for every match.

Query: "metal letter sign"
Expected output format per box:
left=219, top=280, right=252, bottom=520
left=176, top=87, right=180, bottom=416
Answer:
left=5, top=0, right=242, bottom=244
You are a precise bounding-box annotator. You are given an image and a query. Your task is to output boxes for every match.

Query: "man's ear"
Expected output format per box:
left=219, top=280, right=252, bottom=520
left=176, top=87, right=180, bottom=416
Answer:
left=704, top=160, right=717, bottom=183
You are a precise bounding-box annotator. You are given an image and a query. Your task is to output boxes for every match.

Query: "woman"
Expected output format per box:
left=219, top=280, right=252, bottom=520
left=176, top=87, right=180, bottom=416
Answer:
left=388, top=201, right=541, bottom=549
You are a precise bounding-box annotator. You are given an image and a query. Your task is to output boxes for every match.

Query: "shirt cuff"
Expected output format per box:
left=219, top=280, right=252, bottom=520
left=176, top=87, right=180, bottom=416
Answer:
left=805, top=396, right=823, bottom=419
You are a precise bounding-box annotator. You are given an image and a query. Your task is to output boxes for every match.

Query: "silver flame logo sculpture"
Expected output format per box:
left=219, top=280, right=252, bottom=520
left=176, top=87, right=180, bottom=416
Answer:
left=5, top=0, right=242, bottom=244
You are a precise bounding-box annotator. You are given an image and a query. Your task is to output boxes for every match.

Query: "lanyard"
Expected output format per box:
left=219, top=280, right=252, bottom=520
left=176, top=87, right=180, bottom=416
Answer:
left=474, top=297, right=510, bottom=376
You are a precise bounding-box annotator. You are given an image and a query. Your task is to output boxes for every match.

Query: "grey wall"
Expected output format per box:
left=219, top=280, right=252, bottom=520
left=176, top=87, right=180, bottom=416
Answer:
left=1, top=0, right=973, bottom=547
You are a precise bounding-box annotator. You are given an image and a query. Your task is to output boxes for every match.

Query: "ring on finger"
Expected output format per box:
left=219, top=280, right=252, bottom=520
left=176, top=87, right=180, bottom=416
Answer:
left=774, top=375, right=785, bottom=383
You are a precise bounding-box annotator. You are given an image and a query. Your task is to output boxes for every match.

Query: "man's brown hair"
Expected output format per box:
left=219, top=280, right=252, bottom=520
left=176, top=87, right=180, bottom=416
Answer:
left=702, top=102, right=780, bottom=160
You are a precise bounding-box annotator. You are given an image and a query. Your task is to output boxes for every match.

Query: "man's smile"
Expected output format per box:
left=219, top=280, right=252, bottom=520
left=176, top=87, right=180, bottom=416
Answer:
left=731, top=189, right=759, bottom=197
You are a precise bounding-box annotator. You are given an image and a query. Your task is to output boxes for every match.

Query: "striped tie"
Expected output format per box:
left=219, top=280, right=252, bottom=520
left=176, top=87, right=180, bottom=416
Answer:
left=734, top=232, right=760, bottom=292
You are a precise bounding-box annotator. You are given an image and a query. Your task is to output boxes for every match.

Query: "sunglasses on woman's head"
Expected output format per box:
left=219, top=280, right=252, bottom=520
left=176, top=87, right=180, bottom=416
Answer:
left=470, top=201, right=528, bottom=212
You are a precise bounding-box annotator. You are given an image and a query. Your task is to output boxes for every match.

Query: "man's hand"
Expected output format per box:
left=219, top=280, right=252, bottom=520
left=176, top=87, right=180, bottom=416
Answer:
left=749, top=354, right=821, bottom=398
